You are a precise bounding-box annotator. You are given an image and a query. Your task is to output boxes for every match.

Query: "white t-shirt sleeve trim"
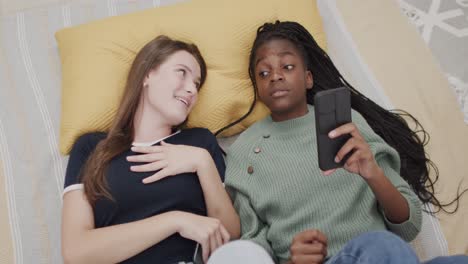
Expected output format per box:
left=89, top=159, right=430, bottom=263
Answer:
left=63, top=184, right=84, bottom=196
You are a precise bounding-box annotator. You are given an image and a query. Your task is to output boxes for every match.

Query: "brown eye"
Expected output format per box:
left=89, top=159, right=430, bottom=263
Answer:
left=258, top=71, right=269, bottom=78
left=177, top=69, right=186, bottom=77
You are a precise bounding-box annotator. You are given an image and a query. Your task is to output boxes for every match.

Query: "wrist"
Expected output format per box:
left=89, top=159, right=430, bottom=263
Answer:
left=364, top=166, right=385, bottom=184
left=165, top=211, right=185, bottom=233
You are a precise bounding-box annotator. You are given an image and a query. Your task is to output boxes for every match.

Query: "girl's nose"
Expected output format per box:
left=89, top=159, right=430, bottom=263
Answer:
left=185, top=80, right=197, bottom=94
left=271, top=70, right=284, bottom=82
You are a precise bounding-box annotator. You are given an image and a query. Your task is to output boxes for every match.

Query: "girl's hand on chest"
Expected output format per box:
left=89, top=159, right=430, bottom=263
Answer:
left=126, top=141, right=210, bottom=184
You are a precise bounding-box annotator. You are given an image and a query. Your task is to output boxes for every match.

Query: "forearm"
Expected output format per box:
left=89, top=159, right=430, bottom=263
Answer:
left=197, top=151, right=241, bottom=239
left=62, top=211, right=179, bottom=264
left=365, top=167, right=410, bottom=223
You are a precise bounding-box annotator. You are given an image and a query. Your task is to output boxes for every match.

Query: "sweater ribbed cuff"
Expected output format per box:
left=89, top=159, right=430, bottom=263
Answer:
left=382, top=191, right=423, bottom=242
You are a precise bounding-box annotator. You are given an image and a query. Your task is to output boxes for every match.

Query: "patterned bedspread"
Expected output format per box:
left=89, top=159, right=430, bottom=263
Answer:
left=398, top=0, right=468, bottom=123
left=0, top=1, right=466, bottom=263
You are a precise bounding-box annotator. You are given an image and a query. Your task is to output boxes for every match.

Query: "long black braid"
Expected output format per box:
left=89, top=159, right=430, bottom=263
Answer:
left=215, top=20, right=466, bottom=213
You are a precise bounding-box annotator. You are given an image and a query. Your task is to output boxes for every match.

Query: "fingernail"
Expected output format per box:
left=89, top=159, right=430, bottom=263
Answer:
left=335, top=156, right=340, bottom=163
left=329, top=131, right=336, bottom=138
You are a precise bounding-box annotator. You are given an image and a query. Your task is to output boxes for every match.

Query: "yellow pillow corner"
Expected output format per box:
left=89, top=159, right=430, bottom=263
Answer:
left=56, top=0, right=326, bottom=155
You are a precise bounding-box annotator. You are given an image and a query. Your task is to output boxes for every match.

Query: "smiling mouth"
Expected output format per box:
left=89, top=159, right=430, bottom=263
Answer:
left=271, top=90, right=289, bottom=98
left=175, top=96, right=189, bottom=107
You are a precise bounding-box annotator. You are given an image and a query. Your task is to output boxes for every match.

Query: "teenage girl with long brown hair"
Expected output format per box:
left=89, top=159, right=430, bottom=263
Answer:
left=61, top=35, right=240, bottom=264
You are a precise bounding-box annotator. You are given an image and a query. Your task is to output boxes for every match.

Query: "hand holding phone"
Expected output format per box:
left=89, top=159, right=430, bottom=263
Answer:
left=314, top=87, right=352, bottom=171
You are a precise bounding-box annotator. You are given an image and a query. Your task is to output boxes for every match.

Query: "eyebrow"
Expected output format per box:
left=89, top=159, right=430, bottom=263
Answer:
left=255, top=51, right=296, bottom=67
left=176, top=64, right=201, bottom=82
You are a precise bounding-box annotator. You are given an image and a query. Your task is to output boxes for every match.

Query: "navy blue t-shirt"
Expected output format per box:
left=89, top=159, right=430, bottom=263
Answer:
left=64, top=128, right=225, bottom=264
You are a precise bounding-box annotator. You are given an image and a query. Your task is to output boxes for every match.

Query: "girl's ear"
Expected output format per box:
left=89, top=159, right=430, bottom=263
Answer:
left=306, top=70, right=313, bottom=90
left=143, top=73, right=150, bottom=88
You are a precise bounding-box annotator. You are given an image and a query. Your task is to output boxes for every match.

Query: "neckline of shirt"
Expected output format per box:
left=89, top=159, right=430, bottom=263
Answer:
left=132, top=130, right=181, bottom=147
left=267, top=105, right=315, bottom=134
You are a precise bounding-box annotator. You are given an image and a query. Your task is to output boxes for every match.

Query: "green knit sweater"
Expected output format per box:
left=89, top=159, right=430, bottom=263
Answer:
left=225, top=105, right=422, bottom=263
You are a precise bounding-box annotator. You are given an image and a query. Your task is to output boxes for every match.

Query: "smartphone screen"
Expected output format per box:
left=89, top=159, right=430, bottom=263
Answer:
left=314, top=87, right=352, bottom=171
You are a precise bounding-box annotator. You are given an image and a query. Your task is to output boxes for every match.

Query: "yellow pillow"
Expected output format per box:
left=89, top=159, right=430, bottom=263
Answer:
left=55, top=0, right=326, bottom=154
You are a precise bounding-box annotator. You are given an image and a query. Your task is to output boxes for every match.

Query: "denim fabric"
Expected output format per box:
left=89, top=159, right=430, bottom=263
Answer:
left=326, top=231, right=468, bottom=264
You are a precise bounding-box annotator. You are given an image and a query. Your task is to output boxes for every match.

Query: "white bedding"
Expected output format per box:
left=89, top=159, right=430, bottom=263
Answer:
left=0, top=0, right=450, bottom=263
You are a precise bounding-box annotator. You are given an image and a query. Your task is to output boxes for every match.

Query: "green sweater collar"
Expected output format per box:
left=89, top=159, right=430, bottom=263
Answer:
left=266, top=105, right=315, bottom=134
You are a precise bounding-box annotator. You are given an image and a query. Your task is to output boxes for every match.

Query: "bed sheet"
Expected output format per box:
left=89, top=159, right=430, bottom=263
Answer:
left=0, top=1, right=465, bottom=263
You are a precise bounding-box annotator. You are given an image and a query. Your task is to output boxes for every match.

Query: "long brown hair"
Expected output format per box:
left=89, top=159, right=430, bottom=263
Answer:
left=80, top=35, right=207, bottom=206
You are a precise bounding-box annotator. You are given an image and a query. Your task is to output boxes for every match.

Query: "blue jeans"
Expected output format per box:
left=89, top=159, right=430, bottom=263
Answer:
left=325, top=231, right=468, bottom=264
left=424, top=256, right=468, bottom=264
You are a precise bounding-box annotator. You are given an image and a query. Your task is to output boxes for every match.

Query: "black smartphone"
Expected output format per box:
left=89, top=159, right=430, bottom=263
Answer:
left=193, top=243, right=204, bottom=264
left=314, top=87, right=352, bottom=171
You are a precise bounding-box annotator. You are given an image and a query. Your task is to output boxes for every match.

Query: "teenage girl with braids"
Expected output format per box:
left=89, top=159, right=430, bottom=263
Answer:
left=219, top=21, right=468, bottom=264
